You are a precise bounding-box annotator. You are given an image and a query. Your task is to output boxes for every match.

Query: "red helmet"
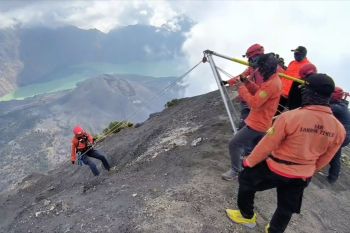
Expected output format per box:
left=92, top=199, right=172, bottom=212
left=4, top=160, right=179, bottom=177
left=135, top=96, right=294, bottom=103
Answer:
left=332, top=87, right=344, bottom=101
left=73, top=125, right=84, bottom=136
left=299, top=63, right=317, bottom=79
left=244, top=44, right=264, bottom=59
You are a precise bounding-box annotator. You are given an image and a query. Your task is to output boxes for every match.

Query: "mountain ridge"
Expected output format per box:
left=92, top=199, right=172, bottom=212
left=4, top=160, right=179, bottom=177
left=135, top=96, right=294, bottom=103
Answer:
left=0, top=90, right=349, bottom=233
left=0, top=22, right=190, bottom=96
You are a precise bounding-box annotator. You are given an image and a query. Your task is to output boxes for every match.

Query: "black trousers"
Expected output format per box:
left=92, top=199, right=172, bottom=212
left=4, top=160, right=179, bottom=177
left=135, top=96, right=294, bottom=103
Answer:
left=328, top=148, right=342, bottom=181
left=238, top=161, right=309, bottom=233
left=81, top=149, right=110, bottom=176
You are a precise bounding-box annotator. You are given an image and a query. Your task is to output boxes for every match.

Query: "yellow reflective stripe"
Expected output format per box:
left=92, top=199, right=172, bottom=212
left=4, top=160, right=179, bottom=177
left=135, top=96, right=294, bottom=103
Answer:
left=266, top=126, right=275, bottom=136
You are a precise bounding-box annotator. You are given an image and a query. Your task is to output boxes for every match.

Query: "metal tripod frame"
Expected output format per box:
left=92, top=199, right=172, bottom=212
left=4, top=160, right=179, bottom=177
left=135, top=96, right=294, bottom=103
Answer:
left=203, top=50, right=243, bottom=134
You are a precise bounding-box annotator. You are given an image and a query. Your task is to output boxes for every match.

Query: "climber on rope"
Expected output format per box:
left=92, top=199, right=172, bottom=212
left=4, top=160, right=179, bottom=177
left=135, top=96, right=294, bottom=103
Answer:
left=71, top=125, right=111, bottom=176
left=226, top=73, right=345, bottom=233
left=222, top=53, right=282, bottom=181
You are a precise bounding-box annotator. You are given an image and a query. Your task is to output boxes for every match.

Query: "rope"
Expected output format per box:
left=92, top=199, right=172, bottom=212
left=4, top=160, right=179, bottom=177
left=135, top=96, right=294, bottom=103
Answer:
left=76, top=59, right=204, bottom=158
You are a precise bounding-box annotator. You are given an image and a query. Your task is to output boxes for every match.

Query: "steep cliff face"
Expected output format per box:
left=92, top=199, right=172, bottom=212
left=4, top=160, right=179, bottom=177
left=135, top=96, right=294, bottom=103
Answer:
left=0, top=74, right=184, bottom=192
left=0, top=29, right=23, bottom=96
left=0, top=91, right=349, bottom=233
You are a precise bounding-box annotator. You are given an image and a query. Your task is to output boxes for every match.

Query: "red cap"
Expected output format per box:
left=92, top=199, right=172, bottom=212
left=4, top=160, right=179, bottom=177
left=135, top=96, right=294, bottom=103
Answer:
left=299, top=63, right=317, bottom=79
left=243, top=44, right=264, bottom=58
left=332, top=87, right=344, bottom=101
left=73, top=125, right=84, bottom=136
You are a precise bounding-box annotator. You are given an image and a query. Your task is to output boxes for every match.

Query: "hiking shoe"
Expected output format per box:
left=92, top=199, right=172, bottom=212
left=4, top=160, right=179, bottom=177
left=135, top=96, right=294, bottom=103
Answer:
left=226, top=209, right=257, bottom=228
left=221, top=169, right=238, bottom=181
left=265, top=223, right=270, bottom=233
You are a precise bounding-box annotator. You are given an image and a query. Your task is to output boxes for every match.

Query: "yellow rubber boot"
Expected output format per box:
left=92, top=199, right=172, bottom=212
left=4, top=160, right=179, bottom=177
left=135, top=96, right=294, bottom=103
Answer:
left=265, top=223, right=270, bottom=233
left=226, top=209, right=257, bottom=228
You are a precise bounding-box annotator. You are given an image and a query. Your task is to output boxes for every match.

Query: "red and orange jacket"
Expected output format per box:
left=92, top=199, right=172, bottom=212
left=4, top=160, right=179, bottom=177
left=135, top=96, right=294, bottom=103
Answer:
left=238, top=72, right=282, bottom=132
left=245, top=105, right=346, bottom=178
left=281, top=58, right=311, bottom=97
left=71, top=133, right=94, bottom=162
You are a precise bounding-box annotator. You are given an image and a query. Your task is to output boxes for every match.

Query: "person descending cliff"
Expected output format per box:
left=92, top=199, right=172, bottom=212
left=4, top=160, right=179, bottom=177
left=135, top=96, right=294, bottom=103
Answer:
left=225, top=73, right=345, bottom=233
left=71, top=125, right=111, bottom=176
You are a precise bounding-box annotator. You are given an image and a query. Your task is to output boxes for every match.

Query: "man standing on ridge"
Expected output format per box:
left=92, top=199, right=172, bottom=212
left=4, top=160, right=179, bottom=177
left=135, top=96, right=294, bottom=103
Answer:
left=71, top=125, right=111, bottom=176
left=279, top=46, right=311, bottom=112
left=287, top=63, right=317, bottom=110
left=221, top=43, right=265, bottom=129
left=222, top=53, right=282, bottom=181
left=226, top=73, right=345, bottom=233
left=327, top=87, right=350, bottom=183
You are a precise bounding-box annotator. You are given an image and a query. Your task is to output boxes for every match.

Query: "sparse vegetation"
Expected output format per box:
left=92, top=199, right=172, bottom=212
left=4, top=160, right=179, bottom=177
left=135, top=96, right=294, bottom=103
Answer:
left=165, top=98, right=181, bottom=108
left=103, top=121, right=133, bottom=135
left=93, top=121, right=134, bottom=143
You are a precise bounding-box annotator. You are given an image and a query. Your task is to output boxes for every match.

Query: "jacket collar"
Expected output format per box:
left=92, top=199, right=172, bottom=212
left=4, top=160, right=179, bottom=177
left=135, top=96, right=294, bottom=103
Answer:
left=301, top=105, right=332, bottom=114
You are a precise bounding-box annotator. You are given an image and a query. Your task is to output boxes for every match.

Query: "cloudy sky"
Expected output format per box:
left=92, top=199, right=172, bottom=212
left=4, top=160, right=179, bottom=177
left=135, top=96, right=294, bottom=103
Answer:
left=1, top=0, right=350, bottom=96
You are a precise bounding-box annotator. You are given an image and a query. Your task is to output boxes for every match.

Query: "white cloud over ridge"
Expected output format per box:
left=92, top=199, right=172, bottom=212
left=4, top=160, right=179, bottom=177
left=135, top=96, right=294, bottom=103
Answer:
left=1, top=0, right=350, bottom=96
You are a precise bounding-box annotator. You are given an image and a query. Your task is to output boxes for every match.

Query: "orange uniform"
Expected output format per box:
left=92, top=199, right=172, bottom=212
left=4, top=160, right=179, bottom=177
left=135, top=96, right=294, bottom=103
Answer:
left=238, top=73, right=282, bottom=132
left=71, top=133, right=94, bottom=162
left=281, top=58, right=311, bottom=97
left=245, top=105, right=346, bottom=178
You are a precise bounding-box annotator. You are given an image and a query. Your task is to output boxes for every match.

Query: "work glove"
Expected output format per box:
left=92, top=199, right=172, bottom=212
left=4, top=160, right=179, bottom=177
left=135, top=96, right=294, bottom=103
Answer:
left=71, top=160, right=75, bottom=165
left=239, top=75, right=249, bottom=84
left=221, top=80, right=228, bottom=86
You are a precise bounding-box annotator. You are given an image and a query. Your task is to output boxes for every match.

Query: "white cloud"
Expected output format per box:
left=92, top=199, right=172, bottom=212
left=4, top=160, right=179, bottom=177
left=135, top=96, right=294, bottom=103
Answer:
left=0, top=1, right=178, bottom=32
left=173, top=1, right=350, bottom=96
left=1, top=0, right=350, bottom=96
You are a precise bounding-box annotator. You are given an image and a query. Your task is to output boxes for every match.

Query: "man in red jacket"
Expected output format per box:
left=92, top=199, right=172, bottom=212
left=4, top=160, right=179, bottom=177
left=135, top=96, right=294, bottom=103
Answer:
left=225, top=74, right=345, bottom=233
left=287, top=63, right=317, bottom=110
left=71, top=125, right=111, bottom=176
left=222, top=53, right=282, bottom=180
left=279, top=46, right=312, bottom=112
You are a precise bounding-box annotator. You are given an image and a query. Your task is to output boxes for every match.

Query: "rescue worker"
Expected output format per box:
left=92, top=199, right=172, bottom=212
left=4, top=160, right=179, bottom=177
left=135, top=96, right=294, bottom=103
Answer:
left=225, top=73, right=345, bottom=233
left=221, top=53, right=282, bottom=181
left=327, top=87, right=350, bottom=183
left=71, top=125, right=111, bottom=176
left=279, top=46, right=312, bottom=112
left=221, top=43, right=265, bottom=128
left=287, top=63, right=317, bottom=110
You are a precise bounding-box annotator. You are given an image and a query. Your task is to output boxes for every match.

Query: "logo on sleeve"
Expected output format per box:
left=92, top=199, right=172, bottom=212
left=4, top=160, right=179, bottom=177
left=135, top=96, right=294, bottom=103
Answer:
left=259, top=90, right=268, bottom=98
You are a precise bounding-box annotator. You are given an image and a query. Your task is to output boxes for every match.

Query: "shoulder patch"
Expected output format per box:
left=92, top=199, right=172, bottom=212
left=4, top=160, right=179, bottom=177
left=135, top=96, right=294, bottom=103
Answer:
left=259, top=90, right=268, bottom=98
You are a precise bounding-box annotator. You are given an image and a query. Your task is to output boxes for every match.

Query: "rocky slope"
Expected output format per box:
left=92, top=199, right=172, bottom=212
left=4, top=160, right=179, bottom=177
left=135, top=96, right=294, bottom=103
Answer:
left=0, top=91, right=349, bottom=233
left=0, top=74, right=184, bottom=192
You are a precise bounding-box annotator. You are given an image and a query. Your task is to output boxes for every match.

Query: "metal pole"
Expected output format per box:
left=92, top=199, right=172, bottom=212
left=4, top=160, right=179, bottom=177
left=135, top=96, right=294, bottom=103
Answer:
left=205, top=52, right=237, bottom=134
left=210, top=51, right=250, bottom=66
left=210, top=50, right=305, bottom=85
